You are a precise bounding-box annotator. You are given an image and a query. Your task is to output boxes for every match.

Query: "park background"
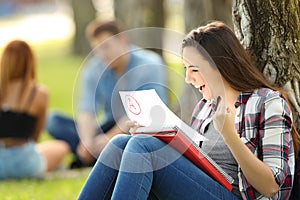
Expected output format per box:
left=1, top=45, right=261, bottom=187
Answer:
left=0, top=0, right=299, bottom=199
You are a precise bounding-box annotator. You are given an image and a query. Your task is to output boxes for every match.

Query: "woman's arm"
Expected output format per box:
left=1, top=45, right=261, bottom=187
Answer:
left=221, top=130, right=279, bottom=197
left=32, top=86, right=48, bottom=141
left=212, top=96, right=291, bottom=197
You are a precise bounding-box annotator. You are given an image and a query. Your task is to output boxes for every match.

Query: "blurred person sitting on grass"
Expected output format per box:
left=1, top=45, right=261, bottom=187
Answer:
left=0, top=40, right=70, bottom=180
left=46, top=20, right=168, bottom=168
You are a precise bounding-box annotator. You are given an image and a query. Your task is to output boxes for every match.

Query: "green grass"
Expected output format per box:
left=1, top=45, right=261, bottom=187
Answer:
left=0, top=174, right=88, bottom=200
left=0, top=167, right=92, bottom=199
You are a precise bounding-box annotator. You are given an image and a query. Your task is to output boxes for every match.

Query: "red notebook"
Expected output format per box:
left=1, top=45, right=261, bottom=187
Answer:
left=134, top=126, right=234, bottom=191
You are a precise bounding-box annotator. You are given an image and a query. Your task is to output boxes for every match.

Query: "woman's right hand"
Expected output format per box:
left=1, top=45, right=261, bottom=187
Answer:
left=212, top=96, right=236, bottom=140
left=125, top=120, right=140, bottom=135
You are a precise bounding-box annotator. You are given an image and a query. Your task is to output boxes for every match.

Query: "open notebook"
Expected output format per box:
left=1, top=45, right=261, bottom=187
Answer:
left=119, top=89, right=234, bottom=191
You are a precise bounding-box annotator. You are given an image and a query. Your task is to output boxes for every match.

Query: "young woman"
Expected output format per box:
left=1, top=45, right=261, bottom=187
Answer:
left=0, top=40, right=70, bottom=179
left=78, top=21, right=299, bottom=199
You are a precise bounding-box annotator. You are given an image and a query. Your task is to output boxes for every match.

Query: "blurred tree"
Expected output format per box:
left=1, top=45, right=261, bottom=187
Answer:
left=184, top=0, right=232, bottom=33
left=71, top=0, right=96, bottom=55
left=233, top=0, right=300, bottom=131
left=113, top=0, right=165, bottom=56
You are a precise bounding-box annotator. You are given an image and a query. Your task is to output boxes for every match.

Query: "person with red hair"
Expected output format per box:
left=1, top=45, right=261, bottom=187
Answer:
left=0, top=40, right=70, bottom=179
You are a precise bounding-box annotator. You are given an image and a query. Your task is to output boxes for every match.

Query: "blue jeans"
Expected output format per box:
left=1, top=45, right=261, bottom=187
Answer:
left=0, top=142, right=45, bottom=179
left=45, top=111, right=115, bottom=164
left=78, top=134, right=239, bottom=200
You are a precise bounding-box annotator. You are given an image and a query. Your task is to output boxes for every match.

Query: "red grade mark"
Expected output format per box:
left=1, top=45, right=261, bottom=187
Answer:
left=125, top=95, right=141, bottom=115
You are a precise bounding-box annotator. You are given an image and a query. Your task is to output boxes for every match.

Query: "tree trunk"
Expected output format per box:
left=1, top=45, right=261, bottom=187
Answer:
left=113, top=0, right=165, bottom=56
left=71, top=0, right=96, bottom=55
left=184, top=0, right=233, bottom=33
left=114, top=0, right=164, bottom=29
left=233, top=0, right=300, bottom=131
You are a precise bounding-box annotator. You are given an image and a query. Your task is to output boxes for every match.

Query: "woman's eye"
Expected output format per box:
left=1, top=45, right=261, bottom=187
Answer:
left=192, top=69, right=199, bottom=72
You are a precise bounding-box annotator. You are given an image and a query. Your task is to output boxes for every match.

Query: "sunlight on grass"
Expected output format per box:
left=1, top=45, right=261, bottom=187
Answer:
left=0, top=169, right=90, bottom=200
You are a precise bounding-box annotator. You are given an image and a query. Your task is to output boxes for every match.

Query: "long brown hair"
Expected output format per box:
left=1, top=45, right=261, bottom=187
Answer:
left=0, top=40, right=36, bottom=105
left=182, top=21, right=300, bottom=158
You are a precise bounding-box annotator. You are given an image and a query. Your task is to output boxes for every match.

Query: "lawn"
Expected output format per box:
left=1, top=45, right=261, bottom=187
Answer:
left=0, top=169, right=90, bottom=200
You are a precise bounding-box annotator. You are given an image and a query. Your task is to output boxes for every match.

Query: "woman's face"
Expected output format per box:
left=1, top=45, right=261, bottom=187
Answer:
left=182, top=46, right=223, bottom=100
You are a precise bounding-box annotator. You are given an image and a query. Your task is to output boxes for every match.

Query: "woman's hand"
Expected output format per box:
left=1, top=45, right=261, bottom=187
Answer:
left=77, top=142, right=95, bottom=164
left=212, top=96, right=236, bottom=139
left=125, top=120, right=141, bottom=135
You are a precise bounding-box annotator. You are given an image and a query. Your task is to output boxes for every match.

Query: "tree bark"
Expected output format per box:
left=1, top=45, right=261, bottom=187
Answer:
left=184, top=0, right=233, bottom=33
left=233, top=0, right=300, bottom=130
left=71, top=0, right=96, bottom=55
left=113, top=0, right=165, bottom=56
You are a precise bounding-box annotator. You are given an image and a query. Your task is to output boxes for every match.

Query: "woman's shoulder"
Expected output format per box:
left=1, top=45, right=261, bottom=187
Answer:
left=243, top=88, right=284, bottom=110
left=35, top=84, right=48, bottom=95
left=32, top=83, right=47, bottom=95
left=252, top=87, right=283, bottom=101
left=250, top=87, right=289, bottom=111
left=32, top=84, right=48, bottom=105
left=253, top=87, right=277, bottom=95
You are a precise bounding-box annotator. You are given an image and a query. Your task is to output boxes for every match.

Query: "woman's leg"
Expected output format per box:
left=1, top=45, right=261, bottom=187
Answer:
left=78, top=134, right=131, bottom=200
left=111, top=134, right=239, bottom=200
left=36, top=140, right=70, bottom=171
left=45, top=112, right=79, bottom=154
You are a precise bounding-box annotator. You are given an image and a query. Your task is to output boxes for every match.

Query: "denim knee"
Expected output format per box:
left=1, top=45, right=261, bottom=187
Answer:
left=110, top=134, right=132, bottom=147
left=98, top=134, right=131, bottom=169
left=100, top=134, right=132, bottom=157
left=124, top=134, right=183, bottom=171
left=126, top=134, right=162, bottom=153
left=45, top=112, right=68, bottom=137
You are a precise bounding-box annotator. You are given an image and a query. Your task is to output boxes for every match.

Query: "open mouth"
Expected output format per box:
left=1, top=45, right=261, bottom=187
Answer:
left=199, top=85, right=205, bottom=92
left=194, top=84, right=205, bottom=93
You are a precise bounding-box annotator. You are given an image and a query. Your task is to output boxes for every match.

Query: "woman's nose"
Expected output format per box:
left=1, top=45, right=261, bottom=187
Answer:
left=185, top=70, right=192, bottom=84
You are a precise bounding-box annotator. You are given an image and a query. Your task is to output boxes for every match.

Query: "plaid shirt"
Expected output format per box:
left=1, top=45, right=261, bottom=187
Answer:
left=190, top=88, right=295, bottom=200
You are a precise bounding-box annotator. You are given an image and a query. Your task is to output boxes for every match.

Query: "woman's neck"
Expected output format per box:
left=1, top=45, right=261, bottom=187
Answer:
left=223, top=80, right=240, bottom=107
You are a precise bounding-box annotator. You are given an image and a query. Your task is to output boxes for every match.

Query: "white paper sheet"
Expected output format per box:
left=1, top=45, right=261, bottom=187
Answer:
left=119, top=89, right=206, bottom=142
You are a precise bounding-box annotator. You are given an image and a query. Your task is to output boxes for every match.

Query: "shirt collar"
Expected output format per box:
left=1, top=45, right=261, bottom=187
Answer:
left=235, top=91, right=252, bottom=108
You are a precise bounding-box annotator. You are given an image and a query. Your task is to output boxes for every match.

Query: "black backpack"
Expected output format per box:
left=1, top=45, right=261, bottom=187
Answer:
left=290, top=154, right=300, bottom=200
